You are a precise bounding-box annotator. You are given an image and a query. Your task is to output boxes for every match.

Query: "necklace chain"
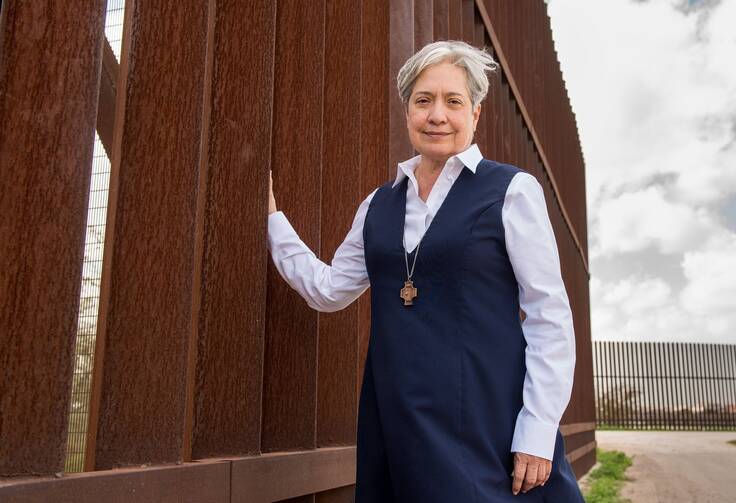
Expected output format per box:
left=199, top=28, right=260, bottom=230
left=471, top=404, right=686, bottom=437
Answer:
left=403, top=231, right=424, bottom=280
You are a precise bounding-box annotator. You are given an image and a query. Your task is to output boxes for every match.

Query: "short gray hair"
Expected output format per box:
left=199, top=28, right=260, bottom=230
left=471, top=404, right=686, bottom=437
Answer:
left=397, top=40, right=499, bottom=108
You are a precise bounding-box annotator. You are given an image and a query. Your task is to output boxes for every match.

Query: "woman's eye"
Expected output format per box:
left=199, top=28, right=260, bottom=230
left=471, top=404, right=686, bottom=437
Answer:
left=449, top=99, right=462, bottom=105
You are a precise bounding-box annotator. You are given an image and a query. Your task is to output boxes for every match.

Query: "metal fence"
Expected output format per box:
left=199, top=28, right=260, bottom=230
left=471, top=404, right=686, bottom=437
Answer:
left=594, top=341, right=736, bottom=430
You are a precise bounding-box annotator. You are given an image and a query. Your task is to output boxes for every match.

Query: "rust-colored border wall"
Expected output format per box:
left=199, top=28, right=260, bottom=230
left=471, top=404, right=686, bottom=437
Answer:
left=85, top=0, right=210, bottom=470
left=189, top=0, right=276, bottom=460
left=0, top=0, right=594, bottom=498
left=0, top=0, right=107, bottom=476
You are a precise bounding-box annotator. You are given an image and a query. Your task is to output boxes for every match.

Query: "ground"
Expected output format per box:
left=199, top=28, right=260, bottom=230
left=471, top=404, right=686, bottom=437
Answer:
left=593, top=430, right=736, bottom=503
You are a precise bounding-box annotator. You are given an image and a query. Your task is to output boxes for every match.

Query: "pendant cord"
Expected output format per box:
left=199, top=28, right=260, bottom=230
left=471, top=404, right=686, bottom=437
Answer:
left=403, top=230, right=424, bottom=280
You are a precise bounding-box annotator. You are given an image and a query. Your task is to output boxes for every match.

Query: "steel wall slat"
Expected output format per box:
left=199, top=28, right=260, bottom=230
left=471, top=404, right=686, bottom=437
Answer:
left=0, top=0, right=107, bottom=476
left=189, top=0, right=276, bottom=459
left=87, top=0, right=210, bottom=469
left=316, top=0, right=363, bottom=451
left=262, top=0, right=325, bottom=453
left=389, top=0, right=415, bottom=171
left=414, top=0, right=433, bottom=49
left=727, top=345, right=736, bottom=428
left=461, top=0, right=474, bottom=44
left=448, top=0, right=463, bottom=39
left=694, top=344, right=704, bottom=427
left=716, top=345, right=727, bottom=427
left=358, top=0, right=390, bottom=418
left=433, top=0, right=449, bottom=39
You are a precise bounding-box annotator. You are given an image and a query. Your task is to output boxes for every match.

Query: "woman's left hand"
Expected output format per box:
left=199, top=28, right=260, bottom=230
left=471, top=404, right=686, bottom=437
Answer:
left=510, top=451, right=551, bottom=495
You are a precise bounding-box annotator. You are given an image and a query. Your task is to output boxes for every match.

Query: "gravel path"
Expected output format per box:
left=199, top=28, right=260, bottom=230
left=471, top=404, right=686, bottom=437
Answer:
left=594, top=430, right=736, bottom=503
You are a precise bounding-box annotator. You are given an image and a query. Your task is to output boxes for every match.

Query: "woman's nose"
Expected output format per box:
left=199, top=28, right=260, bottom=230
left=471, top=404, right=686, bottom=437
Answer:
left=427, top=103, right=447, bottom=124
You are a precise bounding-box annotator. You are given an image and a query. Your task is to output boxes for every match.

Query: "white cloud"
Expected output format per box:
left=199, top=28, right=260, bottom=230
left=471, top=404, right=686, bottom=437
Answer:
left=593, top=185, right=717, bottom=257
left=548, top=0, right=736, bottom=204
left=602, top=276, right=672, bottom=314
left=591, top=267, right=735, bottom=343
left=548, top=0, right=736, bottom=343
left=680, top=230, right=736, bottom=320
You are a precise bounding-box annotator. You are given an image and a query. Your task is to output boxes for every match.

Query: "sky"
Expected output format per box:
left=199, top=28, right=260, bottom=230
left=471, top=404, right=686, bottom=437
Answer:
left=546, top=0, right=736, bottom=344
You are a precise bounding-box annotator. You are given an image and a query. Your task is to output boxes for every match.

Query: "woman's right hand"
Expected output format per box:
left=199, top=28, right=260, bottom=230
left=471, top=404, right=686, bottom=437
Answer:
left=268, top=169, right=278, bottom=215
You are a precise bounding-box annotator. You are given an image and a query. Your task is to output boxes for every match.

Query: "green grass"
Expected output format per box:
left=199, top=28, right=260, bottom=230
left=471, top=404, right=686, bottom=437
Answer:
left=583, top=448, right=633, bottom=503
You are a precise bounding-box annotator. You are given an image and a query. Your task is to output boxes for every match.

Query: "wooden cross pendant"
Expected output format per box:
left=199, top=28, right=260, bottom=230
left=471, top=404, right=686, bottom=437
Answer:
left=400, top=279, right=418, bottom=306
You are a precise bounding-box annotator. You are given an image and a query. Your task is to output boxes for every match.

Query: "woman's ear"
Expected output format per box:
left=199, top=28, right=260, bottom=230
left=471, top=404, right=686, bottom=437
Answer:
left=473, top=103, right=481, bottom=130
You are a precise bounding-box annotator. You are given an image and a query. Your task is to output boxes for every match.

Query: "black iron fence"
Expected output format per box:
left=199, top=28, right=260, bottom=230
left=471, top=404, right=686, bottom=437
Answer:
left=593, top=341, right=736, bottom=429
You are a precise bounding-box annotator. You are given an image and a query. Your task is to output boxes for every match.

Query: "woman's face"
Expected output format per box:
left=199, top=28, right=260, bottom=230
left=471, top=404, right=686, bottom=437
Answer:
left=405, top=62, right=481, bottom=163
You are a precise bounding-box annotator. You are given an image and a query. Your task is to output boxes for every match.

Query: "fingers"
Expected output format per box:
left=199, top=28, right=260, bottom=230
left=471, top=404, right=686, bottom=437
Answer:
left=267, top=170, right=278, bottom=214
left=511, top=453, right=552, bottom=495
left=521, top=462, right=539, bottom=493
left=511, top=456, right=527, bottom=495
left=539, top=460, right=552, bottom=486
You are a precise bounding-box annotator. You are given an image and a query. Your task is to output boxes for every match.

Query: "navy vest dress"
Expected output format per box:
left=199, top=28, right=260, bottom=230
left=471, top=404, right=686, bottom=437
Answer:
left=356, top=159, right=585, bottom=502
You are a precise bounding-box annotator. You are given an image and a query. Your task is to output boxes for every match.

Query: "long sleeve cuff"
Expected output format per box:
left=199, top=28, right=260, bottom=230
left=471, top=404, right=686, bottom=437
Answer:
left=267, top=210, right=298, bottom=253
left=510, top=407, right=558, bottom=461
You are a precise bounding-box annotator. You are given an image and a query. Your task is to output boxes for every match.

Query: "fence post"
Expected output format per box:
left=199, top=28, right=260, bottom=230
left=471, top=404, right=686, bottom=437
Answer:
left=0, top=0, right=107, bottom=476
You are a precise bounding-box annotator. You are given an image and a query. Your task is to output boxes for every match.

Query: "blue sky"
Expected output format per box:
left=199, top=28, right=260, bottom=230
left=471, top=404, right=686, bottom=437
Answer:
left=547, top=0, right=736, bottom=343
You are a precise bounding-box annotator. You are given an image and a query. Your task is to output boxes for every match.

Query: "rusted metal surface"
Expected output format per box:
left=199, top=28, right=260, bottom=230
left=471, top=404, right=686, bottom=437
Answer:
left=0, top=461, right=231, bottom=503
left=388, top=0, right=415, bottom=172
left=231, top=447, right=355, bottom=503
left=0, top=448, right=353, bottom=502
left=316, top=0, right=363, bottom=449
left=86, top=0, right=210, bottom=469
left=357, top=0, right=390, bottom=416
left=262, top=0, right=324, bottom=454
left=0, top=0, right=106, bottom=476
left=188, top=0, right=275, bottom=461
left=481, top=0, right=589, bottom=265
left=414, top=0, right=433, bottom=48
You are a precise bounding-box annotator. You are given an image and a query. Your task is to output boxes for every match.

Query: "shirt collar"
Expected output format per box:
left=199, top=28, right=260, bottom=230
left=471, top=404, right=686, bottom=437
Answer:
left=391, top=143, right=483, bottom=188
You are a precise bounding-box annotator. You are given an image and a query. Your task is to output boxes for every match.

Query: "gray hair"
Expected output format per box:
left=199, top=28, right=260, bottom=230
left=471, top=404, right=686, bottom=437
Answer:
left=397, top=40, right=499, bottom=108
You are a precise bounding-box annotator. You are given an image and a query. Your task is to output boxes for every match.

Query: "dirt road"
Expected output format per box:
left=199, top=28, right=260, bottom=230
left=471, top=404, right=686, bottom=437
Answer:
left=594, top=430, right=736, bottom=503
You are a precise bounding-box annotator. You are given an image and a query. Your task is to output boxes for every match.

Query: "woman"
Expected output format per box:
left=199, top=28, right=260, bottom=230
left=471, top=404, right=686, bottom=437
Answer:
left=267, top=41, right=585, bottom=502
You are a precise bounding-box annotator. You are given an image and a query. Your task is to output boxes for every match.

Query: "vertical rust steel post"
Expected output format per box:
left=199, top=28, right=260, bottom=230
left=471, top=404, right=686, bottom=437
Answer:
left=389, top=0, right=415, bottom=171
left=448, top=0, right=463, bottom=40
left=433, top=0, right=449, bottom=40
left=85, top=0, right=210, bottom=469
left=188, top=0, right=276, bottom=460
left=685, top=342, right=696, bottom=430
left=0, top=0, right=106, bottom=476
left=358, top=0, right=390, bottom=412
left=317, top=0, right=363, bottom=448
left=674, top=343, right=685, bottom=430
left=461, top=0, right=474, bottom=45
left=723, top=344, right=736, bottom=428
left=262, top=0, right=325, bottom=453
left=414, top=0, right=433, bottom=50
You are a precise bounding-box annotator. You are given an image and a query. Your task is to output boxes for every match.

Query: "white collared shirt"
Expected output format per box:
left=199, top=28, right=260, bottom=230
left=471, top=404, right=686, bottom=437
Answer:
left=266, top=143, right=576, bottom=461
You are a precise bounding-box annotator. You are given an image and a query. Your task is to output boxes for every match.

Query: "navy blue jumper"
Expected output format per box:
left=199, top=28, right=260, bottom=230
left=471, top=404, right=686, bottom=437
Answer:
left=356, top=159, right=585, bottom=502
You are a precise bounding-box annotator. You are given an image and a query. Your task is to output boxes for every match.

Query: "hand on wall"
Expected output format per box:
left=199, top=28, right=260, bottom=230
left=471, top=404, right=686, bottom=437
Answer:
left=268, top=170, right=278, bottom=215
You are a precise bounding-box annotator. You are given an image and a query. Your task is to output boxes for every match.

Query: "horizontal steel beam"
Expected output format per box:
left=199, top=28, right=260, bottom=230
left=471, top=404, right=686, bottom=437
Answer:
left=0, top=447, right=356, bottom=503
